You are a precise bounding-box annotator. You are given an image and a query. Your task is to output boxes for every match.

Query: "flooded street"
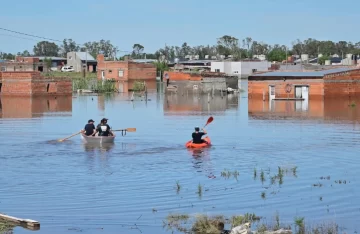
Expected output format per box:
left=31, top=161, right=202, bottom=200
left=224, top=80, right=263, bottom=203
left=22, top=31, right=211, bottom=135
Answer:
left=1, top=81, right=360, bottom=233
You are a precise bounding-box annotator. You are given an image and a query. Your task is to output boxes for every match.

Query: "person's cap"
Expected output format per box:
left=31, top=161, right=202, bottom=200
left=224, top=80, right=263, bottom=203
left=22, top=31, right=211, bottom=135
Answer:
left=101, top=118, right=108, bottom=121
left=195, top=127, right=200, bottom=130
left=88, top=119, right=94, bottom=123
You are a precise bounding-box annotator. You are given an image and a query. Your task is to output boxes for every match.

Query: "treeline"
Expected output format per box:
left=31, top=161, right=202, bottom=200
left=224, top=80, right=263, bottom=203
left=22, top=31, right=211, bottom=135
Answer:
left=1, top=36, right=360, bottom=62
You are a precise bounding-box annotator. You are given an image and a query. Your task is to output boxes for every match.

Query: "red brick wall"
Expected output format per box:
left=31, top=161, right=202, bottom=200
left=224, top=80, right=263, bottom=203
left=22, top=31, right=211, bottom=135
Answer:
left=97, top=61, right=129, bottom=81
left=0, top=71, right=72, bottom=95
left=248, top=79, right=324, bottom=100
left=324, top=69, right=360, bottom=98
left=128, top=62, right=156, bottom=80
left=163, top=71, right=202, bottom=81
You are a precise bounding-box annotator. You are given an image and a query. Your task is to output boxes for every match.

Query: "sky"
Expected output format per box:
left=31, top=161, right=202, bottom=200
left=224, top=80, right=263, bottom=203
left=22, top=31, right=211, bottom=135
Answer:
left=0, top=0, right=359, bottom=55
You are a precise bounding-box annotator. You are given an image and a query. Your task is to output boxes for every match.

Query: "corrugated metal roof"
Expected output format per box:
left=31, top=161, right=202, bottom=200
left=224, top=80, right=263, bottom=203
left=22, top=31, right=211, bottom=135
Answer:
left=35, top=56, right=67, bottom=61
left=74, top=52, right=96, bottom=61
left=251, top=67, right=359, bottom=77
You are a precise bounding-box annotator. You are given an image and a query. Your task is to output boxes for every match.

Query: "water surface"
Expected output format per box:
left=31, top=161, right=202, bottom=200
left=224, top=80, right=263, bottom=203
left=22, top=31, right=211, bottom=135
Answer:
left=1, top=81, right=360, bottom=233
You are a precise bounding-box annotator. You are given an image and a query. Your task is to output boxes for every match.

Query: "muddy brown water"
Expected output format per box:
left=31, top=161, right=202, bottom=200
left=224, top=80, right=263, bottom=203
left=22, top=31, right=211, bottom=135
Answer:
left=0, top=81, right=360, bottom=233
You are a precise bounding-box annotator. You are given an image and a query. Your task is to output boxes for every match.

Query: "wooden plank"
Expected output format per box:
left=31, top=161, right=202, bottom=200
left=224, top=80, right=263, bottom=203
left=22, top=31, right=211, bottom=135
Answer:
left=0, top=213, right=40, bottom=229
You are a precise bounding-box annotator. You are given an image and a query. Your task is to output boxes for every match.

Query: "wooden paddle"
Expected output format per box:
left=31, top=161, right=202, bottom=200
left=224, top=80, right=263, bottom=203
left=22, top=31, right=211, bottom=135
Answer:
left=58, top=131, right=82, bottom=142
left=112, top=128, right=136, bottom=132
left=203, top=116, right=214, bottom=128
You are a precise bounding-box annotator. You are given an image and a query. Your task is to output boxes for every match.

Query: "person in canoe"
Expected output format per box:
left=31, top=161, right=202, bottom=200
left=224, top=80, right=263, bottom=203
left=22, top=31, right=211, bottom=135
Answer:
left=192, top=127, right=207, bottom=144
left=92, top=118, right=113, bottom=137
left=82, top=119, right=96, bottom=136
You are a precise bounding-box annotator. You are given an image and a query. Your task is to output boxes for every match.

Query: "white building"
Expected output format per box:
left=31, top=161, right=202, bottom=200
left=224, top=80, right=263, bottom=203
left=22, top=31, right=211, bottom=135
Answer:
left=210, top=61, right=270, bottom=78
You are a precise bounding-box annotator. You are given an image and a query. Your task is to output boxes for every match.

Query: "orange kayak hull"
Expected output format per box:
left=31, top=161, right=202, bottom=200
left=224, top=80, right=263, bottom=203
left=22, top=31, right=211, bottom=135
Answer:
left=185, top=136, right=211, bottom=148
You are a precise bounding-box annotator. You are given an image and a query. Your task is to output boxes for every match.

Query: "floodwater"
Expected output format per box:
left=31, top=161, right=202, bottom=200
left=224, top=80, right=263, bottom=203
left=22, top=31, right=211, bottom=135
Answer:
left=1, top=81, right=360, bottom=233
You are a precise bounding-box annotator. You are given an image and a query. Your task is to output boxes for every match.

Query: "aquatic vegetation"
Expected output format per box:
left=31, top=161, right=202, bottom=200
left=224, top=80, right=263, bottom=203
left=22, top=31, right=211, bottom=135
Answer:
left=164, top=213, right=259, bottom=234
left=197, top=183, right=202, bottom=197
left=176, top=181, right=181, bottom=193
left=313, top=183, right=323, bottom=187
left=0, top=221, right=14, bottom=234
left=261, top=191, right=266, bottom=200
left=260, top=170, right=265, bottom=183
left=294, top=217, right=305, bottom=234
left=221, top=169, right=240, bottom=180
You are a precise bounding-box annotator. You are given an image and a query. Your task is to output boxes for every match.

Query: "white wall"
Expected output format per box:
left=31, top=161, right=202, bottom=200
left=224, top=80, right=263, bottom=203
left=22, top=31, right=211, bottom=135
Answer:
left=211, top=61, right=270, bottom=77
left=241, top=61, right=270, bottom=76
left=211, top=62, right=225, bottom=72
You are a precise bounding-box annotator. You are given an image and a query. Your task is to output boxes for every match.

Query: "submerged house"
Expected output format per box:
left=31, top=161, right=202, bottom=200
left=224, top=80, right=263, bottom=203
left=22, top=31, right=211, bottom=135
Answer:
left=248, top=67, right=360, bottom=100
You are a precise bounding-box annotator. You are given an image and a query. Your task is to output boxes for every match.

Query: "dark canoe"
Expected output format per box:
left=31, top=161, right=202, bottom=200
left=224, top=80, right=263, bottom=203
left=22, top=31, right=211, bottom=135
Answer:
left=80, top=133, right=116, bottom=144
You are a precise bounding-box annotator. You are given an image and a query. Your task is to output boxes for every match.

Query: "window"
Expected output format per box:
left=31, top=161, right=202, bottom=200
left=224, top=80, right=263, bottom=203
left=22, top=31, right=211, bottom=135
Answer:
left=215, top=69, right=220, bottom=72
left=234, top=71, right=238, bottom=74
left=118, top=70, right=124, bottom=77
left=69, top=56, right=72, bottom=60
left=1, top=66, right=5, bottom=71
left=109, top=69, right=112, bottom=74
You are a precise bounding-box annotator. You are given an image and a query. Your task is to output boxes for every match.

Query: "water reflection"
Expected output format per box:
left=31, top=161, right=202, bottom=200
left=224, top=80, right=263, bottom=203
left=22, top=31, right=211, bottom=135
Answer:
left=164, top=93, right=239, bottom=116
left=0, top=95, right=72, bottom=118
left=188, top=148, right=216, bottom=178
left=82, top=143, right=115, bottom=152
left=249, top=97, right=360, bottom=122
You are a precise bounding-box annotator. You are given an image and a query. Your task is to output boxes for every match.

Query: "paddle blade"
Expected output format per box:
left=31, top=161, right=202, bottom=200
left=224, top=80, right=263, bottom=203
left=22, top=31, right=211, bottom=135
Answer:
left=205, top=116, right=213, bottom=126
left=126, top=128, right=136, bottom=132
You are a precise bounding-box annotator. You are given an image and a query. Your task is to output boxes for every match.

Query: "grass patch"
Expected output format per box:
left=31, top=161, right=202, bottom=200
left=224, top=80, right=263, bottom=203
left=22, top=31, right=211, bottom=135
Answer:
left=0, top=221, right=15, bottom=234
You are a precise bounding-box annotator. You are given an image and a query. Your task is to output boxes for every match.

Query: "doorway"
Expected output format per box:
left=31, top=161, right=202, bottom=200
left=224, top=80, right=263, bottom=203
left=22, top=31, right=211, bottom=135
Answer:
left=269, top=85, right=275, bottom=100
left=101, top=70, right=105, bottom=80
left=0, top=83, right=2, bottom=93
left=294, top=85, right=309, bottom=111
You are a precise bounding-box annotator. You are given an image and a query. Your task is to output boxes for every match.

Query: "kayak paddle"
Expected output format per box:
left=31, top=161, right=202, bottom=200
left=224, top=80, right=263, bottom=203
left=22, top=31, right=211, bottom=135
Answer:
left=203, top=116, right=213, bottom=128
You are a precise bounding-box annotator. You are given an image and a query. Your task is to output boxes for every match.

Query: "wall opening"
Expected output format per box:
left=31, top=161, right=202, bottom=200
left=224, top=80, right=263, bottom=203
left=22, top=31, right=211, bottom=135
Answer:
left=46, top=83, right=50, bottom=92
left=0, top=83, right=2, bottom=93
left=38, top=66, right=44, bottom=72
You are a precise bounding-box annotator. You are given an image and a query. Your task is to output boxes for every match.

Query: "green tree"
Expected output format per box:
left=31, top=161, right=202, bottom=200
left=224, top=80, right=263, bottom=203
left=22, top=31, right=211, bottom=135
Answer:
left=61, top=39, right=80, bottom=56
left=132, top=44, right=145, bottom=59
left=43, top=57, right=52, bottom=71
left=217, top=35, right=239, bottom=57
left=267, top=46, right=287, bottom=62
left=318, top=55, right=330, bottom=65
left=33, top=41, right=60, bottom=56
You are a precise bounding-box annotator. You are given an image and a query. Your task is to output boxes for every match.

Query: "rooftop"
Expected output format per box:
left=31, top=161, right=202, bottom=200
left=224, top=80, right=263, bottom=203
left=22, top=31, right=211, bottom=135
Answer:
left=250, top=67, right=359, bottom=77
left=72, top=52, right=96, bottom=62
left=32, top=56, right=66, bottom=61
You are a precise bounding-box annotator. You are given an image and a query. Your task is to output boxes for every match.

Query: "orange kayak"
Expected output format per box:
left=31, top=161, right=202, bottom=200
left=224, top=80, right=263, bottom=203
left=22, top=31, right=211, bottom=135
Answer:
left=185, top=136, right=211, bottom=148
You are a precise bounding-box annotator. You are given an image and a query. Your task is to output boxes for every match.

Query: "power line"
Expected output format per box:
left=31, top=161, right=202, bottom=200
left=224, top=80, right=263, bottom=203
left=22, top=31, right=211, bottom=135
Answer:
left=0, top=27, right=63, bottom=43
left=0, top=33, right=40, bottom=42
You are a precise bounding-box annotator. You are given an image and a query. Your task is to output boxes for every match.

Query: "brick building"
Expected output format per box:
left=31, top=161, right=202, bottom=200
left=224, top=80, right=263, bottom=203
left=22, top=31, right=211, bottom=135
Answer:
left=0, top=56, right=66, bottom=72
left=96, top=54, right=156, bottom=92
left=248, top=67, right=360, bottom=100
left=0, top=71, right=72, bottom=96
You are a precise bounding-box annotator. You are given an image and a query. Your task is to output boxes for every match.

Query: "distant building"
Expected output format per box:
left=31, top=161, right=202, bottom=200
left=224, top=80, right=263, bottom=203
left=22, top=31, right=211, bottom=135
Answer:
left=211, top=61, right=270, bottom=78
left=0, top=56, right=66, bottom=72
left=248, top=67, right=360, bottom=101
left=169, top=59, right=213, bottom=71
left=96, top=54, right=156, bottom=92
left=67, top=52, right=97, bottom=72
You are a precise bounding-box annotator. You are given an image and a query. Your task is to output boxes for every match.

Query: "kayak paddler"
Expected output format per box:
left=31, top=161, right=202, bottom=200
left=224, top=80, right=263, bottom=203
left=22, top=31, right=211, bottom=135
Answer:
left=83, top=119, right=96, bottom=136
left=192, top=127, right=207, bottom=144
left=92, top=118, right=113, bottom=137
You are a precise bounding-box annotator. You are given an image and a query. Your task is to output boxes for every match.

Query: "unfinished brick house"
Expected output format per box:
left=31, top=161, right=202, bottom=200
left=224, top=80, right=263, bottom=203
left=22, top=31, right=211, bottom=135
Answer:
left=248, top=67, right=360, bottom=100
left=96, top=54, right=156, bottom=92
left=0, top=71, right=72, bottom=96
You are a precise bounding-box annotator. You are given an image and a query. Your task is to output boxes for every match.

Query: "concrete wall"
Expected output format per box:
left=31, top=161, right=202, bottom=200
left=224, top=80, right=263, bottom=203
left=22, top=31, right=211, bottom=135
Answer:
left=67, top=52, right=82, bottom=72
left=166, top=78, right=227, bottom=95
